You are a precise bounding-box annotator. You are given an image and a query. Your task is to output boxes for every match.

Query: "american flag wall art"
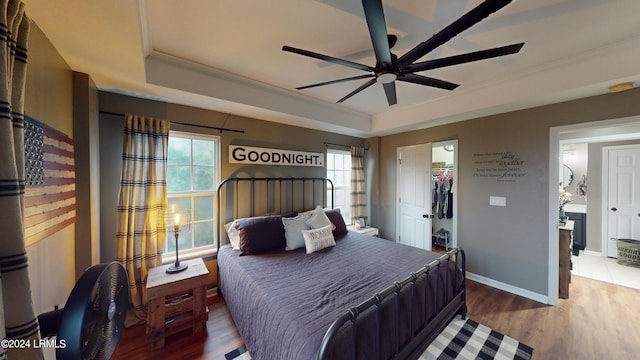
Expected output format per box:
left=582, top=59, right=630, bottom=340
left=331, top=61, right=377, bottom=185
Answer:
left=23, top=116, right=76, bottom=246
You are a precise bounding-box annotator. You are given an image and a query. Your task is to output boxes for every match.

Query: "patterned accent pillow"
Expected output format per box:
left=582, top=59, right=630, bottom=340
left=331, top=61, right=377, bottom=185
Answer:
left=306, top=205, right=334, bottom=230
left=282, top=213, right=311, bottom=251
left=301, top=224, right=336, bottom=254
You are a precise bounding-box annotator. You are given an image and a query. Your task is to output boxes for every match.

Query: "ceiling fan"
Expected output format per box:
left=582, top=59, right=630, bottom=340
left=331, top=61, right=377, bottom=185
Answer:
left=282, top=0, right=524, bottom=106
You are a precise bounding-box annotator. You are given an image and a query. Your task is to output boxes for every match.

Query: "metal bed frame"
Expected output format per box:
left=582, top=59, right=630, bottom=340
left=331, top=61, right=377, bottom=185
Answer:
left=216, top=177, right=334, bottom=251
left=215, top=176, right=466, bottom=360
left=317, top=248, right=466, bottom=360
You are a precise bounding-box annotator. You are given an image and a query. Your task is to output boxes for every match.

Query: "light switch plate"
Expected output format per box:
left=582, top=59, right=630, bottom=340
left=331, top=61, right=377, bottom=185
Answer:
left=490, top=196, right=507, bottom=207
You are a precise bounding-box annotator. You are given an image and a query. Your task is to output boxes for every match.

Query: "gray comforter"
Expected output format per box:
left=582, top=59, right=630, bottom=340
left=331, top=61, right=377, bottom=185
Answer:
left=218, top=231, right=459, bottom=360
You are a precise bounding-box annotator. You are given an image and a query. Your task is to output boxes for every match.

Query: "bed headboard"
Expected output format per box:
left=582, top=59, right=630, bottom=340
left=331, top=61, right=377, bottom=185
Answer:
left=216, top=177, right=334, bottom=249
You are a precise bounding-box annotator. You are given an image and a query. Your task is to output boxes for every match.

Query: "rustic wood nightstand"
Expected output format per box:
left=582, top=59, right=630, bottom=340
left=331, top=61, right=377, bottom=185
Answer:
left=145, top=257, right=209, bottom=350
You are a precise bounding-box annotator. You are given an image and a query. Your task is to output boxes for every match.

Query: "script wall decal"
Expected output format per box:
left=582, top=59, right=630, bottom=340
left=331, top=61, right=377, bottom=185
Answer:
left=472, top=151, right=527, bottom=182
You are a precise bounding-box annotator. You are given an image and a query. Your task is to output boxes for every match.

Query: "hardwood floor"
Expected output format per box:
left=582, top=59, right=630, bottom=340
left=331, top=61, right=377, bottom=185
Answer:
left=112, top=275, right=640, bottom=359
left=467, top=275, right=640, bottom=358
left=111, top=296, right=242, bottom=360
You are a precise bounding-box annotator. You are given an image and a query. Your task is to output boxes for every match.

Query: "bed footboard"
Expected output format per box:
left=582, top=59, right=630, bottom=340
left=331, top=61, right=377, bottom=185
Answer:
left=317, top=248, right=466, bottom=360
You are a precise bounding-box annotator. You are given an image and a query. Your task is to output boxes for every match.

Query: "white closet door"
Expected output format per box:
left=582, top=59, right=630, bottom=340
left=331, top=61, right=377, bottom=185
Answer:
left=397, top=143, right=432, bottom=250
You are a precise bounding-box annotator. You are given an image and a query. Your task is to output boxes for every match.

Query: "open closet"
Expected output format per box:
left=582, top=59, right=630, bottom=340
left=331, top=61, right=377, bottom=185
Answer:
left=431, top=141, right=457, bottom=250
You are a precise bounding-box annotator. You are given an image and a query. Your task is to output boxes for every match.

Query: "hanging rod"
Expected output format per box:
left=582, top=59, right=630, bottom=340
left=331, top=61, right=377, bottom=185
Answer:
left=323, top=142, right=369, bottom=151
left=99, top=110, right=245, bottom=134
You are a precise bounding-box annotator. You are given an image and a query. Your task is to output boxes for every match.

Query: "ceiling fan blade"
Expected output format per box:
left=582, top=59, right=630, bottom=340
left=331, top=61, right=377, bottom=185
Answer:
left=362, top=0, right=392, bottom=67
left=383, top=82, right=397, bottom=106
left=397, top=73, right=459, bottom=91
left=283, top=45, right=374, bottom=72
left=337, top=78, right=377, bottom=103
left=296, top=74, right=375, bottom=90
left=404, top=42, right=524, bottom=73
left=397, top=0, right=513, bottom=67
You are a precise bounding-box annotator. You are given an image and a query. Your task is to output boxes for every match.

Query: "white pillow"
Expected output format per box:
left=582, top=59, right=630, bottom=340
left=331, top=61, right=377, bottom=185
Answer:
left=224, top=219, right=244, bottom=250
left=306, top=205, right=334, bottom=230
left=298, top=206, right=319, bottom=217
left=282, top=213, right=311, bottom=251
left=301, top=224, right=336, bottom=254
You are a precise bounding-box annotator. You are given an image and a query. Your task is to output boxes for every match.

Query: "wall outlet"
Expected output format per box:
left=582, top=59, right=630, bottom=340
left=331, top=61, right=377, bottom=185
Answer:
left=490, top=196, right=507, bottom=207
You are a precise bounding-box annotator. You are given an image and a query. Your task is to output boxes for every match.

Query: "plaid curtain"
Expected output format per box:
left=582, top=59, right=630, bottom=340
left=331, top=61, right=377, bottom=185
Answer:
left=0, top=1, right=43, bottom=359
left=350, top=146, right=366, bottom=222
left=115, top=114, right=169, bottom=326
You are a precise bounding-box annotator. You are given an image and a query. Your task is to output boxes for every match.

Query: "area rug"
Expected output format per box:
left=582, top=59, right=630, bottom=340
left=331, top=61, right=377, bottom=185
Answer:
left=422, top=318, right=533, bottom=360
left=224, top=344, right=251, bottom=360
left=224, top=318, right=533, bottom=360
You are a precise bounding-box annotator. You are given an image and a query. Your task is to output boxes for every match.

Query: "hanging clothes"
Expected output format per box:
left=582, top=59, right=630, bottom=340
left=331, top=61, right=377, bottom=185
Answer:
left=432, top=177, right=439, bottom=206
left=439, top=179, right=449, bottom=218
left=432, top=169, right=454, bottom=219
left=446, top=178, right=454, bottom=219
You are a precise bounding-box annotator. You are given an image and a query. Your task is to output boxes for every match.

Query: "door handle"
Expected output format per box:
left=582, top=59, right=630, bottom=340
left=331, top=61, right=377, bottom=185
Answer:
left=422, top=214, right=433, bottom=219
left=611, top=207, right=617, bottom=211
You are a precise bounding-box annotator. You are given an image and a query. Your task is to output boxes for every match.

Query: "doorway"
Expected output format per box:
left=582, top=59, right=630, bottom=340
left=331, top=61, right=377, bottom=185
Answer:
left=431, top=140, right=458, bottom=251
left=549, top=115, right=640, bottom=301
left=396, top=140, right=458, bottom=251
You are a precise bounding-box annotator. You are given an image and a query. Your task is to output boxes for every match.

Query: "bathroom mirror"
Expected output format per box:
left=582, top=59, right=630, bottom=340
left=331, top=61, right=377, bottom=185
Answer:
left=562, top=165, right=574, bottom=188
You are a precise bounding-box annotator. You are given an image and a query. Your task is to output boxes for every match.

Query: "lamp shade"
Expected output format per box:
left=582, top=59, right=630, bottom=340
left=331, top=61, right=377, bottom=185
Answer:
left=168, top=206, right=191, bottom=233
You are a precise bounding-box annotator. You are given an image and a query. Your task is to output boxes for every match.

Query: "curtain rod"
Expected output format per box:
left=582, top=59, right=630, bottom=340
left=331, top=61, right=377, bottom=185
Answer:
left=323, top=141, right=369, bottom=151
left=99, top=110, right=245, bottom=134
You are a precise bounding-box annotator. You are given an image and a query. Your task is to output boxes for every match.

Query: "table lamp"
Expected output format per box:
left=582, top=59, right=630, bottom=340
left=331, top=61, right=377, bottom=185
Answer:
left=167, top=207, right=191, bottom=274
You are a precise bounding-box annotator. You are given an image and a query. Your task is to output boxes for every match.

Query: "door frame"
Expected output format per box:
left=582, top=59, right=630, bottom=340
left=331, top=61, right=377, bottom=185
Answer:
left=549, top=115, right=640, bottom=305
left=601, top=144, right=640, bottom=257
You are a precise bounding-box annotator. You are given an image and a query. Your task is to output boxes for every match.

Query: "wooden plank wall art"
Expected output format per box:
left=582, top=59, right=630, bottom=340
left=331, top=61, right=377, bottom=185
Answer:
left=23, top=116, right=76, bottom=246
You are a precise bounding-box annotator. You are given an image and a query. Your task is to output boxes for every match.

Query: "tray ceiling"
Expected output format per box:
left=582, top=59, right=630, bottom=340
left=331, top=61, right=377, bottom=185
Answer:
left=23, top=0, right=640, bottom=136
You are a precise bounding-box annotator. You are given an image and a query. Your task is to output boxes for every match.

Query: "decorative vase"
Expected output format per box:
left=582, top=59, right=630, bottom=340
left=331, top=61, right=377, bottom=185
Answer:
left=559, top=208, right=567, bottom=224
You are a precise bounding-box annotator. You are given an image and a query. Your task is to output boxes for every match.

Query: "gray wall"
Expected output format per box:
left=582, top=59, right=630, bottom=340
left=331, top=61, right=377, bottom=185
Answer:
left=371, top=87, right=640, bottom=297
left=97, top=91, right=366, bottom=262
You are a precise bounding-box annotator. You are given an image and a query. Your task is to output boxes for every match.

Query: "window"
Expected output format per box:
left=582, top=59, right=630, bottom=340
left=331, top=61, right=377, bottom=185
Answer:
left=326, top=149, right=352, bottom=224
left=165, top=131, right=220, bottom=256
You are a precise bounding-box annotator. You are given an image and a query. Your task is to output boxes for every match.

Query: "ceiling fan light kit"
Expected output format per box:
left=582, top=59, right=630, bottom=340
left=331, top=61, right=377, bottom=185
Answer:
left=283, top=0, right=524, bottom=106
left=377, top=72, right=397, bottom=84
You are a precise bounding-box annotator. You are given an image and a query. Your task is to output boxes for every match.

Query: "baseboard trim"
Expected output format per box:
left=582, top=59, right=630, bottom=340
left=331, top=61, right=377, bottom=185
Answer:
left=206, top=286, right=219, bottom=305
left=583, top=250, right=602, bottom=257
left=467, top=272, right=550, bottom=305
